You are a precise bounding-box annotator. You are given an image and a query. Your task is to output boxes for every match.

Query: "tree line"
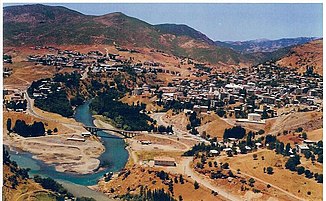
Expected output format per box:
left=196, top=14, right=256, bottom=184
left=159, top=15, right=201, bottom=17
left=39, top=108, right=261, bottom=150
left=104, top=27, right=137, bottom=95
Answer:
left=7, top=118, right=45, bottom=137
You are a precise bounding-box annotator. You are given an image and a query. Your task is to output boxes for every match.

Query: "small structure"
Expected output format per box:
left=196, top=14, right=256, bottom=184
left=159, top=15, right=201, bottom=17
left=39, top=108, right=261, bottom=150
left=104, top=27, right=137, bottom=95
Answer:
left=296, top=144, right=309, bottom=154
left=209, top=149, right=219, bottom=156
left=81, top=132, right=91, bottom=137
left=140, top=140, right=151, bottom=145
left=248, top=113, right=261, bottom=121
left=154, top=157, right=176, bottom=166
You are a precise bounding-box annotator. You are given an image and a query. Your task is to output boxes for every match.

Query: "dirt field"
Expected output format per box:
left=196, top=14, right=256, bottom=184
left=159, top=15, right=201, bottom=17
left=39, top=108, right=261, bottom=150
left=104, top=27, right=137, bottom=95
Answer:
left=220, top=150, right=323, bottom=201
left=120, top=94, right=163, bottom=112
left=197, top=113, right=233, bottom=138
left=98, top=166, right=225, bottom=201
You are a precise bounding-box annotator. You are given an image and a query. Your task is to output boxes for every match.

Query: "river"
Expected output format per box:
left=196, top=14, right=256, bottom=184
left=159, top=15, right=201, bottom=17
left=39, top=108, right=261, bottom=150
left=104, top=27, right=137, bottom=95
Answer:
left=8, top=101, right=129, bottom=199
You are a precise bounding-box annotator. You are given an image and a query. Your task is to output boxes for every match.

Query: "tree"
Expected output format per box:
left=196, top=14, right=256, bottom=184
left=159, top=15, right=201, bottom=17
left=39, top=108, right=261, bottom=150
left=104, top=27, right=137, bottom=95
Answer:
left=317, top=154, right=323, bottom=163
left=302, top=132, right=307, bottom=140
left=53, top=128, right=58, bottom=133
left=305, top=170, right=313, bottom=178
left=248, top=178, right=255, bottom=187
left=223, top=126, right=246, bottom=139
left=285, top=143, right=291, bottom=156
left=178, top=195, right=183, bottom=201
left=194, top=181, right=199, bottom=189
left=253, top=154, right=258, bottom=160
left=221, top=163, right=229, bottom=169
left=296, top=127, right=303, bottom=133
left=316, top=174, right=323, bottom=183
left=296, top=166, right=305, bottom=175
left=179, top=175, right=184, bottom=184
left=6, top=118, right=12, bottom=132
left=266, top=167, right=273, bottom=174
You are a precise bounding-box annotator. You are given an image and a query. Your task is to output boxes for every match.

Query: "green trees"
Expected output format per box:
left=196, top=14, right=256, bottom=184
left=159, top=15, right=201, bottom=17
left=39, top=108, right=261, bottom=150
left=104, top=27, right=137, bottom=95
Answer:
left=285, top=155, right=301, bottom=171
left=266, top=167, right=273, bottom=174
left=6, top=118, right=12, bottom=132
left=34, top=90, right=74, bottom=117
left=90, top=91, right=152, bottom=131
left=13, top=120, right=45, bottom=137
left=223, top=126, right=246, bottom=139
left=253, top=154, right=258, bottom=160
left=194, top=181, right=199, bottom=189
left=296, top=166, right=305, bottom=175
left=248, top=178, right=255, bottom=187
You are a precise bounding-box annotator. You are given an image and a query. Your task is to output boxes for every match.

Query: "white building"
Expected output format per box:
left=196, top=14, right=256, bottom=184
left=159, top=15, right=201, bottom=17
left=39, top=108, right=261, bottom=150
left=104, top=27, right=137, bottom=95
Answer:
left=248, top=113, right=261, bottom=121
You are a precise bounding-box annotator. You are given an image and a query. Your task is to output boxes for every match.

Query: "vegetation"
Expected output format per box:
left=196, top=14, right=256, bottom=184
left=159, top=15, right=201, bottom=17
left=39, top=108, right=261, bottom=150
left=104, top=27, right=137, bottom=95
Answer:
left=13, top=119, right=45, bottom=137
left=223, top=126, right=246, bottom=139
left=90, top=90, right=153, bottom=131
left=121, top=187, right=176, bottom=201
left=194, top=181, right=199, bottom=189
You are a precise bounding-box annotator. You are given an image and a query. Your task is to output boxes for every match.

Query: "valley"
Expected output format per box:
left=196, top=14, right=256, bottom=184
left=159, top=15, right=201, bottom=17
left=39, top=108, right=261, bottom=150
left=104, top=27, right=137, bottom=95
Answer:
left=2, top=3, right=323, bottom=201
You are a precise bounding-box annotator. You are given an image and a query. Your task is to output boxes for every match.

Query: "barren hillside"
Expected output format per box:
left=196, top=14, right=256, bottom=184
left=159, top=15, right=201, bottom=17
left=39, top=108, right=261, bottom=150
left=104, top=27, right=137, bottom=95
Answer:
left=277, top=39, right=323, bottom=75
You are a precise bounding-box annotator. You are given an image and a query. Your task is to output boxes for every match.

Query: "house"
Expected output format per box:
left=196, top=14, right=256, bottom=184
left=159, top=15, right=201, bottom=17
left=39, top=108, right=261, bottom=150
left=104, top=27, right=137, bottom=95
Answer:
left=140, top=140, right=151, bottom=145
left=209, top=150, right=219, bottom=156
left=154, top=157, right=176, bottom=166
left=296, top=144, right=309, bottom=154
left=248, top=113, right=261, bottom=122
left=81, top=132, right=91, bottom=137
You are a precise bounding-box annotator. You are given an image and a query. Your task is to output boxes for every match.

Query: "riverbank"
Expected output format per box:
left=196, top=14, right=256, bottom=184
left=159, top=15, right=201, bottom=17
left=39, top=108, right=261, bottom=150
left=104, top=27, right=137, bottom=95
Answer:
left=4, top=132, right=105, bottom=174
left=92, top=115, right=136, bottom=167
left=93, top=115, right=125, bottom=138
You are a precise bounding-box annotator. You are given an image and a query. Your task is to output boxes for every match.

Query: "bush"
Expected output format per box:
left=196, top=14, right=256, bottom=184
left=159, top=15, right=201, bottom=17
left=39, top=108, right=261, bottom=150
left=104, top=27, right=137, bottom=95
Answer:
left=194, top=181, right=199, bottom=189
left=296, top=166, right=305, bottom=175
left=266, top=167, right=273, bottom=174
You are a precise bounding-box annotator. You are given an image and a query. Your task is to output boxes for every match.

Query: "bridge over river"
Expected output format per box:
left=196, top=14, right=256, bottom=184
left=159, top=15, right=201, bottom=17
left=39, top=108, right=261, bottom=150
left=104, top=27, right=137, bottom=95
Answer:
left=83, top=126, right=142, bottom=138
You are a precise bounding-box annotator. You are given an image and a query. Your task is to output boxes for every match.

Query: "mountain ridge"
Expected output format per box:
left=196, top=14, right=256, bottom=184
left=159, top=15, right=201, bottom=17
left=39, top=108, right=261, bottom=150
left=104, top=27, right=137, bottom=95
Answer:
left=215, top=37, right=318, bottom=53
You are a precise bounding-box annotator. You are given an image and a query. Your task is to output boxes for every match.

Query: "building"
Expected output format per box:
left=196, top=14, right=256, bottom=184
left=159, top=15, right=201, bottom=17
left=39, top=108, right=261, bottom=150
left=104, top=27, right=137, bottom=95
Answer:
left=154, top=157, right=176, bottom=166
left=248, top=113, right=261, bottom=122
left=296, top=144, right=310, bottom=154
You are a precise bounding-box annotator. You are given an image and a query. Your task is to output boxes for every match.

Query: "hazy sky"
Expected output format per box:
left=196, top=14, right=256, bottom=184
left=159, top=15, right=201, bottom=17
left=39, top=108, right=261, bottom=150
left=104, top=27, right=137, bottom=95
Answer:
left=5, top=3, right=323, bottom=41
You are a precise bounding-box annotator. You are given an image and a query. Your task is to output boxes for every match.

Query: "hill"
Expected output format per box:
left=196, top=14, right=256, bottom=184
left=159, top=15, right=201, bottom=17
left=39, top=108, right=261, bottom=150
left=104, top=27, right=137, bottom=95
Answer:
left=276, top=39, right=323, bottom=75
left=216, top=37, right=317, bottom=53
left=4, top=4, right=250, bottom=66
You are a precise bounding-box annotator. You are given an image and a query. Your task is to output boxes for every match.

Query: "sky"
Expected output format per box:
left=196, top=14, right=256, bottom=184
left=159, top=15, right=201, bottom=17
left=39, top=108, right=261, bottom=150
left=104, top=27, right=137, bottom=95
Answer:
left=4, top=3, right=323, bottom=41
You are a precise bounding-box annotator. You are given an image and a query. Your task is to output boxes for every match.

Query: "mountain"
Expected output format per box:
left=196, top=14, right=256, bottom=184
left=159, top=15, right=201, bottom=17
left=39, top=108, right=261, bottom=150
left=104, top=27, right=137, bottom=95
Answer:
left=215, top=37, right=318, bottom=53
left=3, top=4, right=250, bottom=66
left=276, top=39, right=323, bottom=75
left=154, top=24, right=215, bottom=45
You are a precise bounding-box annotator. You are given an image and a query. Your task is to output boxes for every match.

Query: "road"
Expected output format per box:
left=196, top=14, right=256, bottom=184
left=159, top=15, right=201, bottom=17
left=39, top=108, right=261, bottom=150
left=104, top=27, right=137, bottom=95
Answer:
left=151, top=112, right=210, bottom=144
left=229, top=166, right=304, bottom=201
left=24, top=91, right=85, bottom=134
left=181, top=157, right=242, bottom=201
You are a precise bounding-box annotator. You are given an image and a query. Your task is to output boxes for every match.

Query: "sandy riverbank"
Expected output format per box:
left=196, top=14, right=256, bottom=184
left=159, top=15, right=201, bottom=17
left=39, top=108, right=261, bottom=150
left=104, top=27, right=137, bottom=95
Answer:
left=4, top=132, right=105, bottom=174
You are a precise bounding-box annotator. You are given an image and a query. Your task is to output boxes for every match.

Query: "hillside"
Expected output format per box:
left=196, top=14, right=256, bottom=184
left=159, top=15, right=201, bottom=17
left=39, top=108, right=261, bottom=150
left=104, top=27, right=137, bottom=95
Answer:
left=4, top=4, right=250, bottom=66
left=216, top=37, right=317, bottom=53
left=276, top=39, right=323, bottom=75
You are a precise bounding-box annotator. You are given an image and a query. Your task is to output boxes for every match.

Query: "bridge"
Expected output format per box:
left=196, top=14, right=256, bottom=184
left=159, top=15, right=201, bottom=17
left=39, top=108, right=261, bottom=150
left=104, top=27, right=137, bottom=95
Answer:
left=83, top=126, right=141, bottom=138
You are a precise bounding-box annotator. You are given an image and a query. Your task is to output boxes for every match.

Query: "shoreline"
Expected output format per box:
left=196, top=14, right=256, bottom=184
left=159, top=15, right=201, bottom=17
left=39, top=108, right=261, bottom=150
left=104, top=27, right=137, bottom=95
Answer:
left=4, top=132, right=105, bottom=175
left=92, top=115, right=135, bottom=166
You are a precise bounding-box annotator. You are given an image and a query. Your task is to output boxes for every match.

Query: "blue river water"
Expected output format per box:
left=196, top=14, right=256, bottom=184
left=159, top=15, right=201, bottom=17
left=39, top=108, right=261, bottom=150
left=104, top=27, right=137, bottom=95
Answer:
left=8, top=101, right=129, bottom=186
